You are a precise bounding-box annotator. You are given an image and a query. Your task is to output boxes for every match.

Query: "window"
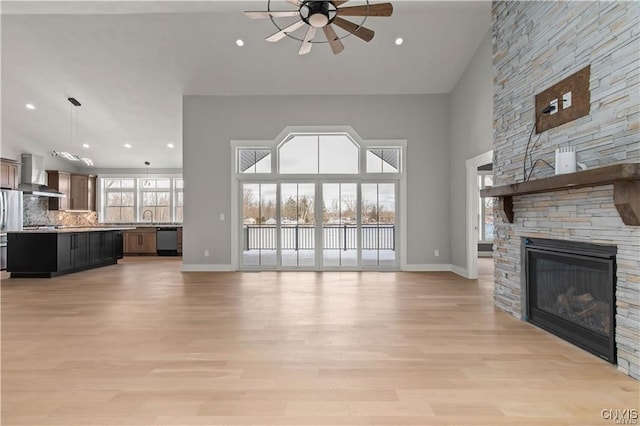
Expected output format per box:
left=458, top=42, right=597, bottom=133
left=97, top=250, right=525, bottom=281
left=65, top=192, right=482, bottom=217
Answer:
left=238, top=149, right=271, bottom=173
left=99, top=176, right=183, bottom=223
left=279, top=134, right=359, bottom=174
left=103, top=178, right=135, bottom=222
left=366, top=148, right=400, bottom=173
left=139, top=178, right=171, bottom=222
left=478, top=174, right=494, bottom=242
left=233, top=128, right=406, bottom=271
left=175, top=178, right=184, bottom=222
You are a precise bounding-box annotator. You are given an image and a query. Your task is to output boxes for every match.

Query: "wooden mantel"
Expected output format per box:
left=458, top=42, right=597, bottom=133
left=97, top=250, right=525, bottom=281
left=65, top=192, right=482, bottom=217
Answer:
left=480, top=163, right=640, bottom=226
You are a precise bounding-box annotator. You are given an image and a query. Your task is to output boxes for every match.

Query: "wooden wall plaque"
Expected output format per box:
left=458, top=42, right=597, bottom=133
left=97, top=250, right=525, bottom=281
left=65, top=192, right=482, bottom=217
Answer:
left=535, top=65, right=591, bottom=133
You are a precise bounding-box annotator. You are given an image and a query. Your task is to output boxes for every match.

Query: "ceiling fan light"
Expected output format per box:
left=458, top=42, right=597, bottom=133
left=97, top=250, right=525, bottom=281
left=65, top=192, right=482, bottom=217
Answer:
left=309, top=12, right=329, bottom=28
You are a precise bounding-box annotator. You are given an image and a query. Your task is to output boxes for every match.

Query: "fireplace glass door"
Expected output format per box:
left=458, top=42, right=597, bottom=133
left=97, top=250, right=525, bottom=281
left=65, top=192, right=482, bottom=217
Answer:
left=525, top=238, right=616, bottom=363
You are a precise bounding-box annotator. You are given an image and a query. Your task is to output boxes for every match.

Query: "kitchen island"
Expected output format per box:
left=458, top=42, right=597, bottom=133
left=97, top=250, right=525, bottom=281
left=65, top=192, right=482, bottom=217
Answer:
left=7, top=227, right=134, bottom=278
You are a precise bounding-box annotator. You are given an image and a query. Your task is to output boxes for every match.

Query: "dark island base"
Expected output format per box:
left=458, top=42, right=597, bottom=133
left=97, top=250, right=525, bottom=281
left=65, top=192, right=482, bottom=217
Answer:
left=10, top=259, right=119, bottom=278
left=7, top=230, right=124, bottom=279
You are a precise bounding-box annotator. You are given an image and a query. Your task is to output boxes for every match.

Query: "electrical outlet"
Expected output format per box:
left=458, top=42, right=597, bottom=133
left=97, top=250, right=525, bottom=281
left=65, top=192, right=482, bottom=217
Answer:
left=434, top=249, right=440, bottom=257
left=550, top=99, right=558, bottom=115
left=563, top=91, right=572, bottom=109
left=204, top=249, right=209, bottom=257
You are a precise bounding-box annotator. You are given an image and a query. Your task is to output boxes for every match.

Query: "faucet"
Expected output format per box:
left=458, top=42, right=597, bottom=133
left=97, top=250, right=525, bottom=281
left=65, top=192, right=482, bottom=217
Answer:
left=142, top=209, right=154, bottom=223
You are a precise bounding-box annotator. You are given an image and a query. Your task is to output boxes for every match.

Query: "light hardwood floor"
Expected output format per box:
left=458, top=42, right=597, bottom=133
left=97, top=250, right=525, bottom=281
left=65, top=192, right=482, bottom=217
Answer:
left=1, top=258, right=638, bottom=425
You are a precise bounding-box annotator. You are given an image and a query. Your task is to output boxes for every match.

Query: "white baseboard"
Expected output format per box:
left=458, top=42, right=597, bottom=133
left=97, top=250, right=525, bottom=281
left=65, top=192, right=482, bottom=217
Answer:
left=181, top=264, right=234, bottom=272
left=403, top=264, right=453, bottom=272
left=450, top=265, right=470, bottom=278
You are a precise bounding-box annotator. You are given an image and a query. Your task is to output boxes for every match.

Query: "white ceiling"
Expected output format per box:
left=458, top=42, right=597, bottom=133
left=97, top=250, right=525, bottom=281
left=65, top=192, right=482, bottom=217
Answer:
left=1, top=1, right=491, bottom=169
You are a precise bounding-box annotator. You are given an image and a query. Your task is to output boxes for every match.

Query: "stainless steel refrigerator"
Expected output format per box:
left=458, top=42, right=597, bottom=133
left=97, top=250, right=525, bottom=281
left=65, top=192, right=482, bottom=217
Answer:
left=1, top=189, right=23, bottom=270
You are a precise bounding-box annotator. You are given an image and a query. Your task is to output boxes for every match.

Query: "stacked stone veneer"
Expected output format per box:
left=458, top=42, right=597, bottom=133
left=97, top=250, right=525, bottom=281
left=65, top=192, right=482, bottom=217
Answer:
left=492, top=1, right=640, bottom=378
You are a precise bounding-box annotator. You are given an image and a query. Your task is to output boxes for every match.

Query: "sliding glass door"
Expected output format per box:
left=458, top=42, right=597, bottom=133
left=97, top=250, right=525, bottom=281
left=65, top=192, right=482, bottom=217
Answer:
left=280, top=183, right=316, bottom=268
left=241, top=181, right=397, bottom=270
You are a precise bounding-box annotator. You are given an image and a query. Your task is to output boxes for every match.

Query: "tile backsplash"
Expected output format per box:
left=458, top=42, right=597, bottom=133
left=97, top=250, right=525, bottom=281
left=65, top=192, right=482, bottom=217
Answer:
left=23, top=196, right=98, bottom=227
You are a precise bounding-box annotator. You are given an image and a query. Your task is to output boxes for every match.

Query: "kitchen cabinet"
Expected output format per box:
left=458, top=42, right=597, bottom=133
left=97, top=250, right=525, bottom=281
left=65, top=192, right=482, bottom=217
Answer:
left=89, top=231, right=114, bottom=265
left=47, top=171, right=71, bottom=211
left=47, top=172, right=96, bottom=211
left=88, top=175, right=97, bottom=211
left=7, top=230, right=123, bottom=278
left=114, top=230, right=124, bottom=259
left=57, top=232, right=89, bottom=272
left=0, top=158, right=19, bottom=190
left=124, top=227, right=157, bottom=255
left=70, top=174, right=88, bottom=210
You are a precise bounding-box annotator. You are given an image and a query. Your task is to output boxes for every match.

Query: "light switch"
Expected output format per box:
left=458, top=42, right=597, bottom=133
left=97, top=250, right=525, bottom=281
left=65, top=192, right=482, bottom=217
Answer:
left=219, top=213, right=225, bottom=221
left=550, top=99, right=558, bottom=115
left=563, top=91, right=572, bottom=109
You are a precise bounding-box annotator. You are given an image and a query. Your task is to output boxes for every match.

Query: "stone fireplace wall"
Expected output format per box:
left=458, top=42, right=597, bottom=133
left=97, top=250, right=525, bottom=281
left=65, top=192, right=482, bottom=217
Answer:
left=492, top=2, right=639, bottom=378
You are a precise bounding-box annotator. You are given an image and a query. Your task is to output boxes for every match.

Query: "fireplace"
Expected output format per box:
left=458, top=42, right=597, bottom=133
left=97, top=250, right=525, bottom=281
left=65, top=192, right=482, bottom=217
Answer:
left=524, top=237, right=617, bottom=363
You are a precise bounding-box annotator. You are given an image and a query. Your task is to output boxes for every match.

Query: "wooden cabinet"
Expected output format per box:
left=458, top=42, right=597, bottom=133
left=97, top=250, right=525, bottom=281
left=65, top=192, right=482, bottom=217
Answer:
left=177, top=227, right=183, bottom=254
left=47, top=171, right=96, bottom=211
left=88, top=175, right=97, bottom=211
left=124, top=228, right=157, bottom=255
left=47, top=171, right=71, bottom=211
left=70, top=174, right=88, bottom=210
left=1, top=158, right=20, bottom=190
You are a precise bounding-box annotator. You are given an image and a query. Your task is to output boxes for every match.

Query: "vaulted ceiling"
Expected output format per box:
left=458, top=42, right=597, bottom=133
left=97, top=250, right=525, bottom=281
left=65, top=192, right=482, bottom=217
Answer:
left=1, top=1, right=491, bottom=168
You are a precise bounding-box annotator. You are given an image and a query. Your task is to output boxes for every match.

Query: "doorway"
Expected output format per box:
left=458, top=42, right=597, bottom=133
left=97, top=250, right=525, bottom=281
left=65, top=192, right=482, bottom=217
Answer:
left=240, top=181, right=398, bottom=270
left=465, top=150, right=493, bottom=279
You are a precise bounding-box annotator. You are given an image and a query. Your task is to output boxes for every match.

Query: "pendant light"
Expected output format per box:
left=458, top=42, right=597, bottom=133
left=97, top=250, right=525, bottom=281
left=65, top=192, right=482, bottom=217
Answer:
left=52, top=97, right=94, bottom=166
left=143, top=161, right=151, bottom=187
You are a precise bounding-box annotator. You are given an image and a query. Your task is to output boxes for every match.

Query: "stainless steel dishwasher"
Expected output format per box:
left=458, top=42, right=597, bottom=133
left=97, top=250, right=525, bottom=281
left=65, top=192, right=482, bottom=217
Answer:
left=156, top=227, right=178, bottom=256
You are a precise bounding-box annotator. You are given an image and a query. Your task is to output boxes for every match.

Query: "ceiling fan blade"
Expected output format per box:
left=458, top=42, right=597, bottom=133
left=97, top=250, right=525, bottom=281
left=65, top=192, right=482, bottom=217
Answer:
left=337, top=3, right=393, bottom=17
left=299, top=26, right=317, bottom=55
left=245, top=11, right=301, bottom=19
left=286, top=0, right=302, bottom=6
left=323, top=24, right=345, bottom=54
left=266, top=20, right=306, bottom=42
left=332, top=17, right=375, bottom=42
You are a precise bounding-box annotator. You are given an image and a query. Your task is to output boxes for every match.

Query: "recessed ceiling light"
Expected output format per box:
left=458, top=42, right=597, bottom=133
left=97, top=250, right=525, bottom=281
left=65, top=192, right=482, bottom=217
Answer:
left=236, top=39, right=245, bottom=47
left=167, top=143, right=175, bottom=148
left=25, top=103, right=36, bottom=110
left=395, top=37, right=404, bottom=46
left=82, top=143, right=90, bottom=148
left=124, top=143, right=132, bottom=149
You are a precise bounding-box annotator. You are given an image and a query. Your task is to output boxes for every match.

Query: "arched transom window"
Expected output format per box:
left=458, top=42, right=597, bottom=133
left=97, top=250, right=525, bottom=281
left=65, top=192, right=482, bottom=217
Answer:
left=237, top=132, right=402, bottom=176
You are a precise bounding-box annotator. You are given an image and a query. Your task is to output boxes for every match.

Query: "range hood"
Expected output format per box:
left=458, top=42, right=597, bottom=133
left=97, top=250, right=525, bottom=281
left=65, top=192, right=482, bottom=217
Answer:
left=17, top=154, right=65, bottom=198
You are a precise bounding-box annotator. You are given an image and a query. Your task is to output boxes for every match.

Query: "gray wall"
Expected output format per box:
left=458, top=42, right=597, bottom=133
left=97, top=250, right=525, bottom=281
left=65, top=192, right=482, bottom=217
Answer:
left=449, top=31, right=494, bottom=270
left=183, top=94, right=451, bottom=267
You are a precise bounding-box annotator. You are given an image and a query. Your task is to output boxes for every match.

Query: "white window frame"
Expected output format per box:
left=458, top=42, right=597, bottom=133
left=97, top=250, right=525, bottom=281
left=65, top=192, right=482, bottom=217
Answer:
left=478, top=172, right=494, bottom=243
left=97, top=173, right=183, bottom=223
left=101, top=177, right=136, bottom=223
left=230, top=125, right=406, bottom=271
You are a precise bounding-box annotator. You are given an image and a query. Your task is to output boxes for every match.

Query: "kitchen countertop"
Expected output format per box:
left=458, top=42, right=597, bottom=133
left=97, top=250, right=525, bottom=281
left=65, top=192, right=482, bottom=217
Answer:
left=105, top=223, right=183, bottom=228
left=11, top=227, right=136, bottom=234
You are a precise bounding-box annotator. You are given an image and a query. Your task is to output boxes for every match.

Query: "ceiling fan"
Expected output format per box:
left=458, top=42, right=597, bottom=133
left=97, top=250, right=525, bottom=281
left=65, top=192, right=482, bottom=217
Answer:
left=245, top=0, right=393, bottom=55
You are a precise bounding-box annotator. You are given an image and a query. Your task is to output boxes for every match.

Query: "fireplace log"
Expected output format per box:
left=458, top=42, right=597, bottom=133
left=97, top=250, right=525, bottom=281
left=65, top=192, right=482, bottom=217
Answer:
left=573, top=293, right=594, bottom=303
left=577, top=301, right=608, bottom=319
left=557, top=287, right=576, bottom=314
